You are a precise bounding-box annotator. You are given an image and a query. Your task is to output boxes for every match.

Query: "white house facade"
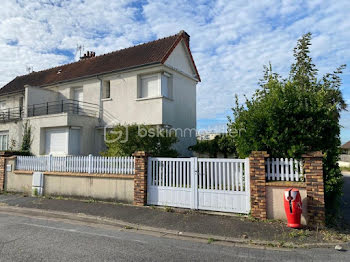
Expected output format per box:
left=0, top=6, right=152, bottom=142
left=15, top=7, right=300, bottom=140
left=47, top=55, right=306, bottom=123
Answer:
left=0, top=31, right=200, bottom=156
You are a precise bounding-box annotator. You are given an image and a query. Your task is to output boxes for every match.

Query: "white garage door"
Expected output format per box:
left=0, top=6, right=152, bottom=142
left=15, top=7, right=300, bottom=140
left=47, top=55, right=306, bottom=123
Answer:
left=45, top=128, right=68, bottom=155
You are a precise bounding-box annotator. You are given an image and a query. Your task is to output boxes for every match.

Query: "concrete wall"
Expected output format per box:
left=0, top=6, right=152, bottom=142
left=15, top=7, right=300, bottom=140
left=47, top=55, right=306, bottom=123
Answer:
left=23, top=113, right=99, bottom=156
left=5, top=158, right=134, bottom=203
left=25, top=86, right=59, bottom=111
left=0, top=93, right=24, bottom=109
left=165, top=40, right=195, bottom=77
left=266, top=185, right=307, bottom=225
left=0, top=121, right=23, bottom=151
left=340, top=154, right=350, bottom=162
left=339, top=161, right=350, bottom=168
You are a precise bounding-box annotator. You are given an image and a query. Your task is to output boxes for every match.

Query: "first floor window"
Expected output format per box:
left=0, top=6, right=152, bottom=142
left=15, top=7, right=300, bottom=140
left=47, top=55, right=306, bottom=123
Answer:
left=140, top=75, right=159, bottom=98
left=0, top=132, right=9, bottom=151
left=139, top=72, right=172, bottom=99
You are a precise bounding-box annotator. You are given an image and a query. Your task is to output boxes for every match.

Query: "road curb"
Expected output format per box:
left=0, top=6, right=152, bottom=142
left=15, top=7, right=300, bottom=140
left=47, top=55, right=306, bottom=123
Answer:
left=0, top=205, right=345, bottom=249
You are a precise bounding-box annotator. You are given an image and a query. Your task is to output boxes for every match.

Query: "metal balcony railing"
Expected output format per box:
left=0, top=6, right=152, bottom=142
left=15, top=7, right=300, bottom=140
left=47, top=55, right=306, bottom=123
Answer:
left=27, top=99, right=100, bottom=118
left=0, top=107, right=23, bottom=123
left=0, top=99, right=100, bottom=123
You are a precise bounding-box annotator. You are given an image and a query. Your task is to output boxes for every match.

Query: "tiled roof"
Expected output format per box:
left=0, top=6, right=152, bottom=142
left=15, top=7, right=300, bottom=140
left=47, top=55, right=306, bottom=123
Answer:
left=341, top=141, right=350, bottom=149
left=0, top=30, right=200, bottom=96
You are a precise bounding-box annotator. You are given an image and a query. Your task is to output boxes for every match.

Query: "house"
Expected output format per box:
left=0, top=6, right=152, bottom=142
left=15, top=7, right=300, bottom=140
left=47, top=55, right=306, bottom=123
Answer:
left=197, top=132, right=223, bottom=141
left=0, top=30, right=200, bottom=156
left=341, top=141, right=350, bottom=155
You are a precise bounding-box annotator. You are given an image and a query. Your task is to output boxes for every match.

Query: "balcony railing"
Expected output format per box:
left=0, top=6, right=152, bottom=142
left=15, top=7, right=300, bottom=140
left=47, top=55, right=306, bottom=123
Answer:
left=0, top=107, right=23, bottom=123
left=0, top=99, right=100, bottom=123
left=27, top=99, right=100, bottom=118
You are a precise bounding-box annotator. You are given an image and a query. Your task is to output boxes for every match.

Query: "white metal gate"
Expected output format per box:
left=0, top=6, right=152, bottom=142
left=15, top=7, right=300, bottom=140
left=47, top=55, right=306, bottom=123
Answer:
left=147, top=157, right=250, bottom=214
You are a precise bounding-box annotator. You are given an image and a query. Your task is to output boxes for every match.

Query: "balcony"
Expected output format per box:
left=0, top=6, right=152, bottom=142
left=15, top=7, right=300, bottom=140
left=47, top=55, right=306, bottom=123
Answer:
left=0, top=107, right=23, bottom=123
left=0, top=99, right=100, bottom=123
left=27, top=99, right=100, bottom=118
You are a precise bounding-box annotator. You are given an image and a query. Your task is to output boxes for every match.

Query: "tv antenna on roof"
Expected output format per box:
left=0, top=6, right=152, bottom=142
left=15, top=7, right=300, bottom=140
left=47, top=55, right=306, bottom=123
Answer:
left=76, top=44, right=84, bottom=59
left=26, top=66, right=33, bottom=74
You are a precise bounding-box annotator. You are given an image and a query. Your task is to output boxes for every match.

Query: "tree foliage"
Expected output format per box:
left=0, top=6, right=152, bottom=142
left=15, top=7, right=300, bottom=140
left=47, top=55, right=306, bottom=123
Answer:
left=228, top=33, right=346, bottom=223
left=189, top=135, right=237, bottom=158
left=103, top=124, right=178, bottom=157
left=21, top=121, right=33, bottom=153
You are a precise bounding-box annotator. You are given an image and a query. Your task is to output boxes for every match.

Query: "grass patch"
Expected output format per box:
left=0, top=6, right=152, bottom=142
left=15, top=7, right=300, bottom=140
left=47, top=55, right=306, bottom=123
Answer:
left=207, top=238, right=216, bottom=244
left=341, top=167, right=350, bottom=172
left=165, top=206, right=174, bottom=213
left=288, top=229, right=311, bottom=240
left=124, top=226, right=134, bottom=230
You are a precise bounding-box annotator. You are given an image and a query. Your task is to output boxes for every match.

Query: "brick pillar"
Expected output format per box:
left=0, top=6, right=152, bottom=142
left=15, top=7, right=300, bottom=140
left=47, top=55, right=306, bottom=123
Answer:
left=249, top=151, right=269, bottom=219
left=0, top=151, right=15, bottom=192
left=302, top=151, right=325, bottom=227
left=133, top=151, right=149, bottom=206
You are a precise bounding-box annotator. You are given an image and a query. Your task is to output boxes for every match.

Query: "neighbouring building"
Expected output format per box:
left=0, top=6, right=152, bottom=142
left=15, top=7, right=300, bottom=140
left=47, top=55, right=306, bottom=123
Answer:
left=0, top=31, right=200, bottom=156
left=341, top=141, right=350, bottom=155
left=197, top=132, right=223, bottom=141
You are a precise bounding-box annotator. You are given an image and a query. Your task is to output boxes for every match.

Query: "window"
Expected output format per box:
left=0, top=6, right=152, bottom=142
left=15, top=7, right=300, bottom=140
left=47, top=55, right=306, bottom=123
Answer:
left=139, top=73, right=172, bottom=99
left=161, top=73, right=170, bottom=98
left=140, top=75, right=159, bottom=98
left=0, top=132, right=9, bottom=151
left=45, top=128, right=68, bottom=155
left=102, top=80, right=111, bottom=99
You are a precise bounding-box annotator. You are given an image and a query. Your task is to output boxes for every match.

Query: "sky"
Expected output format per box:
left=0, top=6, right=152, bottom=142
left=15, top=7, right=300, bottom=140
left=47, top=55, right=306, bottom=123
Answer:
left=0, top=0, right=349, bottom=143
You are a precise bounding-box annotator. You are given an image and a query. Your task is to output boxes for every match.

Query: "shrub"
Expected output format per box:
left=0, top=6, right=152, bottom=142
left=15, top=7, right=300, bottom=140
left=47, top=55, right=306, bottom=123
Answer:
left=103, top=124, right=178, bottom=157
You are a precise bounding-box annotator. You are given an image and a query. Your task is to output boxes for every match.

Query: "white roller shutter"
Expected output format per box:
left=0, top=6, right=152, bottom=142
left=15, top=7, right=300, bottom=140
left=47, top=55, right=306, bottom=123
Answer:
left=45, top=128, right=68, bottom=155
left=141, top=75, right=159, bottom=98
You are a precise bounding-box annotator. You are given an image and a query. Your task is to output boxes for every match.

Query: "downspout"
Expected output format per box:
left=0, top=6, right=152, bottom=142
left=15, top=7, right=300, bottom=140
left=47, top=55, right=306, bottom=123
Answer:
left=97, top=76, right=103, bottom=124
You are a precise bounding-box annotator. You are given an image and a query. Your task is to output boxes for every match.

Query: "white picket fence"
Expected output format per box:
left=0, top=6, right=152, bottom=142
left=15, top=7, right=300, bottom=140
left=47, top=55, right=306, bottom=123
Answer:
left=266, top=158, right=303, bottom=181
left=147, top=157, right=250, bottom=214
left=16, top=155, right=135, bottom=174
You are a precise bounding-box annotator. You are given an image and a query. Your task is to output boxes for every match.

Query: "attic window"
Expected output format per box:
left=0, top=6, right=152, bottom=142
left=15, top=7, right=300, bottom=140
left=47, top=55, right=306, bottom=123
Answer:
left=57, top=69, right=62, bottom=74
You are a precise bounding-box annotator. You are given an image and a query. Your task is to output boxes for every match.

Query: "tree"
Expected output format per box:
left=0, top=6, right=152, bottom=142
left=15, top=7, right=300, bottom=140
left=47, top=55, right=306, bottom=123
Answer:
left=228, top=33, right=346, bottom=224
left=21, top=121, right=33, bottom=152
left=189, top=134, right=237, bottom=158
left=103, top=124, right=178, bottom=157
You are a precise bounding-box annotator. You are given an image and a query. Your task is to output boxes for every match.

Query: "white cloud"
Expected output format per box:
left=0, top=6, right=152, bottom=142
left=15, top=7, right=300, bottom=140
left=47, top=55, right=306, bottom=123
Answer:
left=0, top=0, right=349, bottom=130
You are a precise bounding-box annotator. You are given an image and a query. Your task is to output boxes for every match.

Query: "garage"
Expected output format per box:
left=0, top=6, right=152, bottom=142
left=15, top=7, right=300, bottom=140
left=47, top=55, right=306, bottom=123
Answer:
left=45, top=127, right=81, bottom=155
left=45, top=127, right=69, bottom=155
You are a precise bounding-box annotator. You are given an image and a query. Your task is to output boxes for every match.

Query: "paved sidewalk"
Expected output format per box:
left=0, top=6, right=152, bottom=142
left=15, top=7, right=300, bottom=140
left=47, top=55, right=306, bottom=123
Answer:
left=0, top=193, right=348, bottom=246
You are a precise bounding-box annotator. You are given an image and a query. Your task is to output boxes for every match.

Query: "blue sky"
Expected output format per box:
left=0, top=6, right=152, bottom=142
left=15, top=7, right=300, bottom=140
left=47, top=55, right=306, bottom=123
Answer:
left=0, top=0, right=349, bottom=143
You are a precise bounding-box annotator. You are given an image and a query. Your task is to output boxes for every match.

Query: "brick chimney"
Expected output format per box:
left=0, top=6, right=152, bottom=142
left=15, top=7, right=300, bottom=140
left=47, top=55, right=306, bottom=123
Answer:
left=80, top=51, right=96, bottom=60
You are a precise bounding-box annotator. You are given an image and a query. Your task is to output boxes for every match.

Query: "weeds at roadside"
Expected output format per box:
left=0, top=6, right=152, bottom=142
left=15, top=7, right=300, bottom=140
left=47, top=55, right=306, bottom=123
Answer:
left=207, top=238, right=216, bottom=244
left=124, top=226, right=134, bottom=230
left=288, top=230, right=311, bottom=240
left=165, top=206, right=174, bottom=213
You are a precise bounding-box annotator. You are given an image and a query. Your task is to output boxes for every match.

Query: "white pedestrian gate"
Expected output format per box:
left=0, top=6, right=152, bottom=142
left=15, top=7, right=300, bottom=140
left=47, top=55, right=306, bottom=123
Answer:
left=147, top=157, right=250, bottom=214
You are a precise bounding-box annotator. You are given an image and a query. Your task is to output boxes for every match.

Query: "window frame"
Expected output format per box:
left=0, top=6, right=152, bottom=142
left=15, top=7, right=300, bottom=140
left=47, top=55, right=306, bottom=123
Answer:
left=0, top=131, right=9, bottom=151
left=138, top=72, right=172, bottom=99
left=102, top=80, right=111, bottom=99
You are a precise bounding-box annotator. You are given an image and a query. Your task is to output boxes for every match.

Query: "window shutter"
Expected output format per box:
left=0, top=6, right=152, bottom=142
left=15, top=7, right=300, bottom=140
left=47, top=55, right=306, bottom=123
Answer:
left=141, top=75, right=159, bottom=98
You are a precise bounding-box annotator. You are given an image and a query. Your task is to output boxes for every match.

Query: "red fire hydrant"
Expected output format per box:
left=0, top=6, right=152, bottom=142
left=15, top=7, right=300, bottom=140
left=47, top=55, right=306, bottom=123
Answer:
left=284, top=188, right=302, bottom=228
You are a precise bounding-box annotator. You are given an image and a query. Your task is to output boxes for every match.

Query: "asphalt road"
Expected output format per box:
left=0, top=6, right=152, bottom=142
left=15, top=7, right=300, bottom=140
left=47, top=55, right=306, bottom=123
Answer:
left=0, top=212, right=348, bottom=261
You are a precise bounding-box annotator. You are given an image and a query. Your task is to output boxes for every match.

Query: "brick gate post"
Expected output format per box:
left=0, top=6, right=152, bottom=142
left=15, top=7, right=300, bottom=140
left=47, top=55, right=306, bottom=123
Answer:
left=249, top=151, right=269, bottom=220
left=0, top=151, right=15, bottom=192
left=302, top=151, right=325, bottom=227
left=133, top=151, right=149, bottom=206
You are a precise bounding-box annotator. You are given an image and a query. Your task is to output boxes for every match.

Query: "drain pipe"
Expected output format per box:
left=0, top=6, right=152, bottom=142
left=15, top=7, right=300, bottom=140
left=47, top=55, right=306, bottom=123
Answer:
left=97, top=76, right=103, bottom=123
